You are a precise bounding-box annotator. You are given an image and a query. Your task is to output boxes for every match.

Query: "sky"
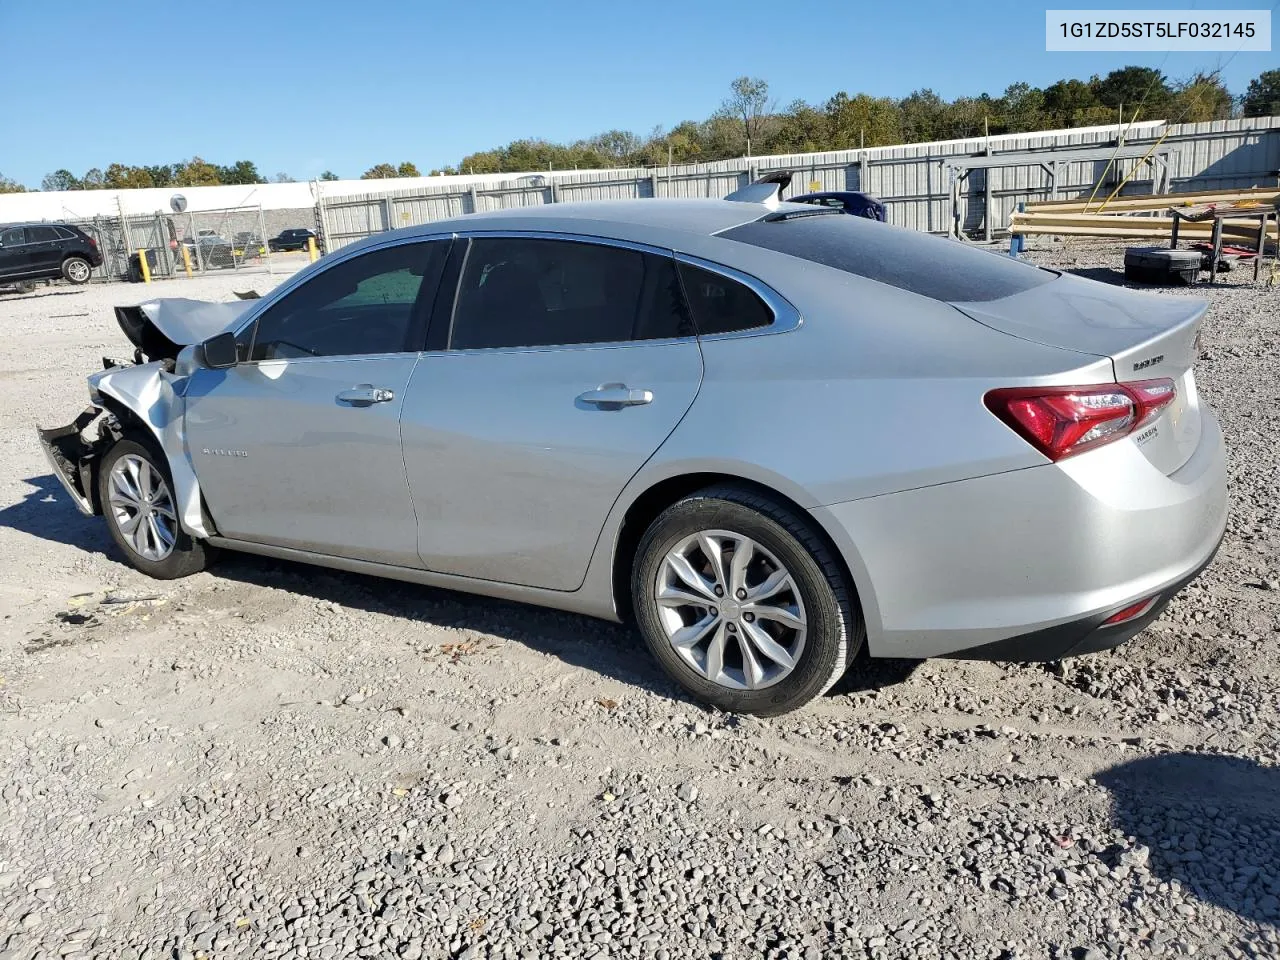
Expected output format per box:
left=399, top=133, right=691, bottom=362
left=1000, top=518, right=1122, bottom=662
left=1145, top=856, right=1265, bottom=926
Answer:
left=1, top=0, right=1274, bottom=188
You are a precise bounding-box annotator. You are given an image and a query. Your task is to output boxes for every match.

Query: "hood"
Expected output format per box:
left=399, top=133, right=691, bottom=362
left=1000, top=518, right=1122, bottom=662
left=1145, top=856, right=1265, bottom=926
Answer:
left=114, top=298, right=256, bottom=362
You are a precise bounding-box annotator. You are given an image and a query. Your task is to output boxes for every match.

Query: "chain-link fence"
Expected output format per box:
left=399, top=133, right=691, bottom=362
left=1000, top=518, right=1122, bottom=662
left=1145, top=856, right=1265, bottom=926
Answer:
left=65, top=204, right=286, bottom=283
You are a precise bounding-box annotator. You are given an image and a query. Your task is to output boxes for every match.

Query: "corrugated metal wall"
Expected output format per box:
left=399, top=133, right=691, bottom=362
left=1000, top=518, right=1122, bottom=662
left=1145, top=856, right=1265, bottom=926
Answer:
left=318, top=116, right=1280, bottom=251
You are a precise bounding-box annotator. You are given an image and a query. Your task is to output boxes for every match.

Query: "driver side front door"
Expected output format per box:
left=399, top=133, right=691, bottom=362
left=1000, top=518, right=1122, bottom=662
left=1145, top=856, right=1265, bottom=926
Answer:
left=182, top=238, right=450, bottom=566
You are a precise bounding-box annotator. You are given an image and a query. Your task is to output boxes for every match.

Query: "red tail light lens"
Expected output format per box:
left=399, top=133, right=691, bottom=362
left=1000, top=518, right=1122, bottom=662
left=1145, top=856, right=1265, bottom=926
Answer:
left=985, top=378, right=1176, bottom=461
left=1102, top=595, right=1159, bottom=625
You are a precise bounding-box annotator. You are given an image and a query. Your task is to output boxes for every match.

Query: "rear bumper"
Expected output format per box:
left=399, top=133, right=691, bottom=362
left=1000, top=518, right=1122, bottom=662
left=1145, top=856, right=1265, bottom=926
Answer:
left=946, top=534, right=1220, bottom=661
left=812, top=409, right=1228, bottom=659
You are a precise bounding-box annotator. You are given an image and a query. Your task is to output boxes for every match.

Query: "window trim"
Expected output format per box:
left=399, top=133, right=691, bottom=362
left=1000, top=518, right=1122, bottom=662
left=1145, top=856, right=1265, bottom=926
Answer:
left=673, top=252, right=801, bottom=340
left=239, top=235, right=453, bottom=364
left=442, top=230, right=698, bottom=355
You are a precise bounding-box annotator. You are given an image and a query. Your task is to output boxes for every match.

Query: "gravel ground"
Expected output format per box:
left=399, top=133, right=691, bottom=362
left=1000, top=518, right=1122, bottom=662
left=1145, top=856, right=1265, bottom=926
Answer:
left=0, top=243, right=1277, bottom=960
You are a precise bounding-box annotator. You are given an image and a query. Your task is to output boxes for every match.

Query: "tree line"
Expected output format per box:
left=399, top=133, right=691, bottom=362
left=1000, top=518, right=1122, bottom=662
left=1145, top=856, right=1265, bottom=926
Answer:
left=1, top=67, right=1276, bottom=193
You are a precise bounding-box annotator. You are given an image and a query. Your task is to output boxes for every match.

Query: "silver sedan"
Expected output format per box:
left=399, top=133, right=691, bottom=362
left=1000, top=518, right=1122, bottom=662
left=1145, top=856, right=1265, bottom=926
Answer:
left=38, top=187, right=1227, bottom=715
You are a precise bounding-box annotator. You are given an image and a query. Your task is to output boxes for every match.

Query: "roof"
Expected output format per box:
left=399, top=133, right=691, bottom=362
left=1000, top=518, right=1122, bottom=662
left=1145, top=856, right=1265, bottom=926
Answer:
left=432, top=198, right=780, bottom=236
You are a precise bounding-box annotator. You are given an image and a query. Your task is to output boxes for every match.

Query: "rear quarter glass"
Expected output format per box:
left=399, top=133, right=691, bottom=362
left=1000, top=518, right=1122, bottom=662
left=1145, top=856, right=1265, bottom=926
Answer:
left=721, top=215, right=1055, bottom=303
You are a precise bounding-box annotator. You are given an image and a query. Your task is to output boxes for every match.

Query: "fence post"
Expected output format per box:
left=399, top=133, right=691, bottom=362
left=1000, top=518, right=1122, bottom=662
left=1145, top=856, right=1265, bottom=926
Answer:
left=137, top=249, right=151, bottom=283
left=649, top=170, right=658, bottom=199
left=468, top=185, right=479, bottom=215
left=383, top=196, right=395, bottom=232
left=1009, top=202, right=1025, bottom=258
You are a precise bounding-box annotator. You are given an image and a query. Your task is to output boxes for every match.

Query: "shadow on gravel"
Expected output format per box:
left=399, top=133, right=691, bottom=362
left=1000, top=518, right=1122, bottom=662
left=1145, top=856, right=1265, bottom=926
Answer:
left=0, top=474, right=112, bottom=555
left=1064, top=266, right=1131, bottom=286
left=210, top=551, right=688, bottom=701
left=829, top=648, right=919, bottom=696
left=1097, top=753, right=1280, bottom=926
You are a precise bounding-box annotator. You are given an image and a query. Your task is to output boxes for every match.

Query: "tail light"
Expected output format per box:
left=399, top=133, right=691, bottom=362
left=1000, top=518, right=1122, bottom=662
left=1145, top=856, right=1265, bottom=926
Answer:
left=985, top=378, right=1176, bottom=462
left=88, top=237, right=98, bottom=249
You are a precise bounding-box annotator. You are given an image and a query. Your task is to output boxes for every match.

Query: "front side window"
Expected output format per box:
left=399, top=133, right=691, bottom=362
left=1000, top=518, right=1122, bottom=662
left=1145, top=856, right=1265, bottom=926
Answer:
left=449, top=237, right=693, bottom=350
left=1, top=227, right=26, bottom=246
left=249, top=241, right=447, bottom=361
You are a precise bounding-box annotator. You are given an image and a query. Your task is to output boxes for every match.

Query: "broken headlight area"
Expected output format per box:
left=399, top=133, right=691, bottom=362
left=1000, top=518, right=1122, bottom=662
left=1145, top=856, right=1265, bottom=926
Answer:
left=36, top=406, right=120, bottom=517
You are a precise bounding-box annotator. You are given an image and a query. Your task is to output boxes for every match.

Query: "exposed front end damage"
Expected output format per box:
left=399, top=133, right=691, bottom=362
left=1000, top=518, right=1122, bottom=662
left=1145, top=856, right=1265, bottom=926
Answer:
left=37, top=406, right=110, bottom=516
left=35, top=297, right=244, bottom=537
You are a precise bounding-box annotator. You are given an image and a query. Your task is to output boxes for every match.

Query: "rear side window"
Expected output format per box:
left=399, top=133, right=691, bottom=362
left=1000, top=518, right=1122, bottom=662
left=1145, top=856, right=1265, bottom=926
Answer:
left=449, top=237, right=693, bottom=350
left=677, top=262, right=774, bottom=335
left=27, top=226, right=58, bottom=242
left=721, top=215, right=1055, bottom=302
left=54, top=226, right=79, bottom=240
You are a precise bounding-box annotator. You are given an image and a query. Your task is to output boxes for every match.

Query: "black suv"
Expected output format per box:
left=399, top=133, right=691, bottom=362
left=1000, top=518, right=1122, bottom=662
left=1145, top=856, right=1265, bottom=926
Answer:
left=267, top=228, right=318, bottom=252
left=0, top=222, right=104, bottom=285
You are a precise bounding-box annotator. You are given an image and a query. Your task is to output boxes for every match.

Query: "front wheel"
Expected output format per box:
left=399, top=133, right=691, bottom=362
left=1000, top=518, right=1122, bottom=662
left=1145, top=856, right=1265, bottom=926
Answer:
left=632, top=485, right=862, bottom=716
left=61, top=256, right=92, bottom=284
left=97, top=437, right=209, bottom=579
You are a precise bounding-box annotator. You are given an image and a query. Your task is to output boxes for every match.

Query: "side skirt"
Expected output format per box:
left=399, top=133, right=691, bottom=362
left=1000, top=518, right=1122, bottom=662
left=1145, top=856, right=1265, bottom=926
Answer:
left=204, top=537, right=621, bottom=623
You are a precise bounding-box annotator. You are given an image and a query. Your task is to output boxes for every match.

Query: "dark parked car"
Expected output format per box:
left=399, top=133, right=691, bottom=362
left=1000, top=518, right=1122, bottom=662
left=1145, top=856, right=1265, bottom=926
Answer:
left=789, top=191, right=888, bottom=222
left=0, top=222, right=104, bottom=285
left=268, top=228, right=318, bottom=252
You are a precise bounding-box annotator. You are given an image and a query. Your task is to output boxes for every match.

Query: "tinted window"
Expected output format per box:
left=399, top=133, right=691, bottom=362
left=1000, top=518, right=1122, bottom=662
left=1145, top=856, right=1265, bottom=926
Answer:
left=721, top=215, right=1055, bottom=302
left=449, top=237, right=692, bottom=350
left=54, top=226, right=79, bottom=240
left=677, top=262, right=774, bottom=335
left=27, top=226, right=58, bottom=242
left=1, top=227, right=26, bottom=246
left=250, top=241, right=446, bottom=361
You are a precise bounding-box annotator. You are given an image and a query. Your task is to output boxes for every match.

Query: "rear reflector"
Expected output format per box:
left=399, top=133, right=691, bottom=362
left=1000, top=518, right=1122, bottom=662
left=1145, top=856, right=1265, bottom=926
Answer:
left=1102, top=595, right=1159, bottom=626
left=985, top=378, right=1176, bottom=461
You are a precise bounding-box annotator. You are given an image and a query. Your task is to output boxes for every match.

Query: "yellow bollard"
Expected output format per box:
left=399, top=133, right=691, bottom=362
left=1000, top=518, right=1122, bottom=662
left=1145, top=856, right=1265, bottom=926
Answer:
left=307, top=236, right=319, bottom=262
left=180, top=243, right=193, bottom=279
left=137, top=249, right=151, bottom=284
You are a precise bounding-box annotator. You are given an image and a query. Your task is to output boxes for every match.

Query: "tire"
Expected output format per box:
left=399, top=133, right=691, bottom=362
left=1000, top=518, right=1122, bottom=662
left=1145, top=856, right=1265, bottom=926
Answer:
left=632, top=485, right=863, bottom=716
left=97, top=436, right=209, bottom=579
left=61, top=256, right=92, bottom=284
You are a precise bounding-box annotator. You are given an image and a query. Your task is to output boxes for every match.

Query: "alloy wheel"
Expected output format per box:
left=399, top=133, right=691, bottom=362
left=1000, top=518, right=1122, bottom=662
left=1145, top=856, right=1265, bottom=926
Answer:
left=66, top=259, right=90, bottom=282
left=107, top=454, right=177, bottom=561
left=654, top=529, right=807, bottom=690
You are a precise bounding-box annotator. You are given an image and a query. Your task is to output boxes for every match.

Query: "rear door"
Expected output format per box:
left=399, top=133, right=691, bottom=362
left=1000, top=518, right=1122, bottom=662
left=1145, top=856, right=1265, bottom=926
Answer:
left=183, top=238, right=451, bottom=565
left=24, top=225, right=63, bottom=274
left=0, top=226, right=27, bottom=278
left=401, top=234, right=704, bottom=590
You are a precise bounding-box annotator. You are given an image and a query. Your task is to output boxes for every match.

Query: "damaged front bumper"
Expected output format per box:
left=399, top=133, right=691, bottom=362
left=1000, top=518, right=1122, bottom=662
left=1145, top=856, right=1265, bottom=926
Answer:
left=37, top=406, right=106, bottom=517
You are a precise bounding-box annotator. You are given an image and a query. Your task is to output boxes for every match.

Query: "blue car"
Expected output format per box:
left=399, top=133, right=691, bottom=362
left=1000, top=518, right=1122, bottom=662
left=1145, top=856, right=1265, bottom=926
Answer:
left=788, top=191, right=888, bottom=222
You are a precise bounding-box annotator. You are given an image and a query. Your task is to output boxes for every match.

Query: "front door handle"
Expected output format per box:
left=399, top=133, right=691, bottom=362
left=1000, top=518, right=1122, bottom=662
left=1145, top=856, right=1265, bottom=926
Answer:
left=577, top=383, right=654, bottom=408
left=336, top=384, right=395, bottom=407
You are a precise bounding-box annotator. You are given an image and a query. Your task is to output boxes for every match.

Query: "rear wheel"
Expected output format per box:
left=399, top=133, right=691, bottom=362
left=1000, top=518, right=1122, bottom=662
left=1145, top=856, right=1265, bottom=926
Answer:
left=632, top=485, right=862, bottom=716
left=97, top=437, right=209, bottom=579
left=61, top=256, right=92, bottom=284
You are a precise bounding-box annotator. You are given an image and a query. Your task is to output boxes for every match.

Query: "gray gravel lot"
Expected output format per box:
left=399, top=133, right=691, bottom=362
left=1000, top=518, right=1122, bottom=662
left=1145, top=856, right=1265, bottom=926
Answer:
left=0, top=242, right=1277, bottom=960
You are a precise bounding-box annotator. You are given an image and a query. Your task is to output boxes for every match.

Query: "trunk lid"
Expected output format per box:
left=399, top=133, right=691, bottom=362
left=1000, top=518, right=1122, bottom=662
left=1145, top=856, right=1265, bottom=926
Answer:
left=953, top=273, right=1207, bottom=475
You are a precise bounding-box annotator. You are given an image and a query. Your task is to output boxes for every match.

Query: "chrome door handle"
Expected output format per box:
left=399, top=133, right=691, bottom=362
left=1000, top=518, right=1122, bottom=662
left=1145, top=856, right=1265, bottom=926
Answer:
left=336, top=384, right=395, bottom=406
left=577, top=383, right=654, bottom=408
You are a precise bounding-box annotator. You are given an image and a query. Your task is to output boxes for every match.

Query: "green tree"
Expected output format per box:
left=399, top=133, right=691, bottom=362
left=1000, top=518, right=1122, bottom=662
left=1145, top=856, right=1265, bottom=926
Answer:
left=1241, top=69, right=1280, bottom=117
left=0, top=173, right=26, bottom=194
left=824, top=92, right=900, bottom=148
left=362, top=163, right=399, bottom=179
left=42, top=169, right=81, bottom=191
left=721, top=76, right=772, bottom=155
left=143, top=164, right=175, bottom=187
left=319, top=170, right=340, bottom=181
left=81, top=168, right=106, bottom=189
left=105, top=164, right=155, bottom=189
left=898, top=89, right=946, bottom=142
left=767, top=100, right=828, bottom=154
left=215, top=160, right=265, bottom=185
left=395, top=162, right=421, bottom=177
left=175, top=157, right=221, bottom=186
left=1043, top=78, right=1105, bottom=127
left=997, top=82, right=1045, bottom=133
left=1093, top=66, right=1173, bottom=118
left=272, top=172, right=296, bottom=183
left=1173, top=72, right=1234, bottom=122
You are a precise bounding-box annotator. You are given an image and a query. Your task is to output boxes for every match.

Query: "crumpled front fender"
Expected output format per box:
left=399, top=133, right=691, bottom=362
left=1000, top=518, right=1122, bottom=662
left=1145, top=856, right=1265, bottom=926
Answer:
left=89, top=362, right=213, bottom=539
